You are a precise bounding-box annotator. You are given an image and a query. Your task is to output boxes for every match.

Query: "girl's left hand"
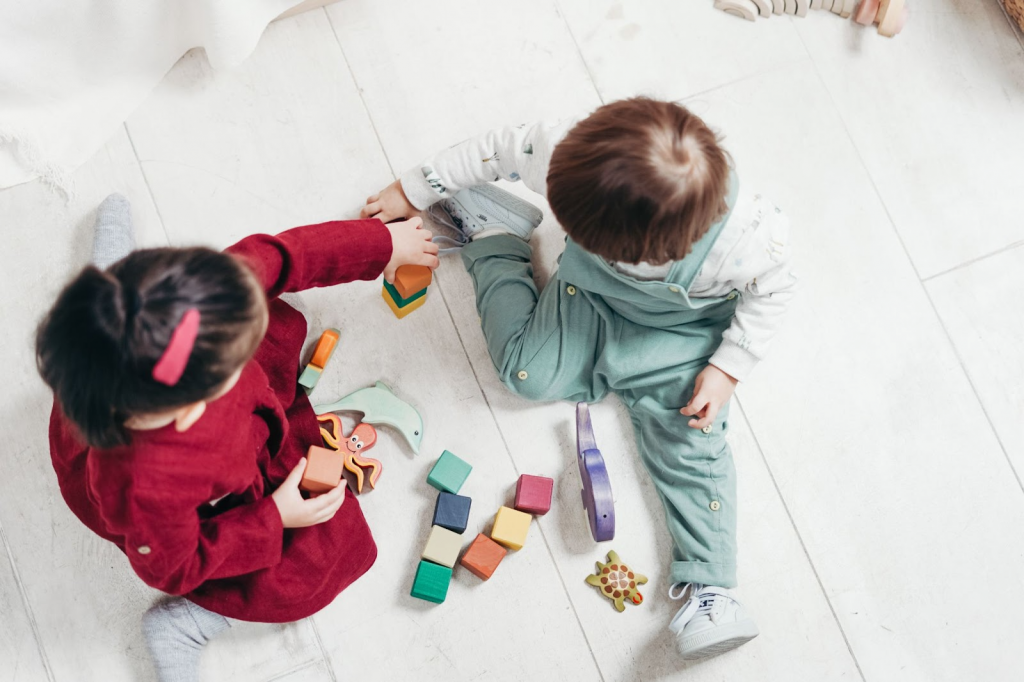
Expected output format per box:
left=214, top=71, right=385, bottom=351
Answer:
left=383, top=217, right=440, bottom=283
left=680, top=364, right=738, bottom=430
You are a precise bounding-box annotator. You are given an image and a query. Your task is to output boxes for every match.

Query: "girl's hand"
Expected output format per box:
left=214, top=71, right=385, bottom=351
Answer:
left=271, top=458, right=346, bottom=529
left=383, top=216, right=439, bottom=283
left=680, top=365, right=738, bottom=430
left=361, top=180, right=418, bottom=223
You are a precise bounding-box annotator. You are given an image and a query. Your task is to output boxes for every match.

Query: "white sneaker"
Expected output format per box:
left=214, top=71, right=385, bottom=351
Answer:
left=668, top=583, right=759, bottom=661
left=428, top=183, right=543, bottom=250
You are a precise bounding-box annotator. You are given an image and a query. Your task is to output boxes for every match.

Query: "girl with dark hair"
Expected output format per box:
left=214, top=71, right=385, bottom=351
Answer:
left=37, top=194, right=439, bottom=681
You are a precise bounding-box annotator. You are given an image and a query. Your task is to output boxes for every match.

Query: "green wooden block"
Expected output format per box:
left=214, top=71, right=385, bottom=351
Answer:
left=410, top=560, right=452, bottom=603
left=298, top=364, right=322, bottom=390
left=383, top=278, right=427, bottom=308
left=427, top=450, right=472, bottom=494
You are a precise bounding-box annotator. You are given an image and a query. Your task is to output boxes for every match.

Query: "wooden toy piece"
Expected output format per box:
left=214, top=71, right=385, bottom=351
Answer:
left=299, top=445, right=343, bottom=494
left=317, top=412, right=343, bottom=449
left=853, top=0, right=879, bottom=23
left=877, top=0, right=907, bottom=37
left=392, top=264, right=433, bottom=300
left=460, top=533, right=507, bottom=580
left=342, top=423, right=382, bottom=494
left=795, top=0, right=810, bottom=16
left=433, top=491, right=472, bottom=534
left=514, top=474, right=554, bottom=516
left=811, top=0, right=823, bottom=10
left=820, top=0, right=833, bottom=10
left=316, top=381, right=424, bottom=454
left=422, top=525, right=464, bottom=568
left=772, top=0, right=784, bottom=15
left=298, top=364, right=322, bottom=390
left=576, top=403, right=615, bottom=542
left=782, top=0, right=796, bottom=15
left=714, top=0, right=757, bottom=21
left=427, top=450, right=473, bottom=494
left=490, top=506, right=531, bottom=550
left=840, top=0, right=857, bottom=17
left=749, top=0, right=772, bottom=17
left=410, top=559, right=452, bottom=603
left=585, top=550, right=648, bottom=613
left=831, top=0, right=844, bottom=14
left=309, top=328, right=340, bottom=369
left=381, top=286, right=428, bottom=319
left=382, top=278, right=427, bottom=308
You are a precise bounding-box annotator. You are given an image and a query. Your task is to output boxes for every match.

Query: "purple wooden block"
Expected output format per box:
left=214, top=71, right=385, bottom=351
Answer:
left=576, top=402, right=615, bottom=542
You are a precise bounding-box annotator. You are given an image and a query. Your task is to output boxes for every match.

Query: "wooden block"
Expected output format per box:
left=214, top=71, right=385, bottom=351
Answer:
left=772, top=0, right=785, bottom=15
left=427, top=450, right=473, bottom=494
left=382, top=286, right=428, bottom=319
left=309, top=328, right=340, bottom=369
left=491, top=506, right=531, bottom=550
left=393, top=265, right=433, bottom=300
left=433, top=491, right=472, bottom=534
left=514, top=474, right=553, bottom=515
left=795, top=0, right=810, bottom=15
left=410, top=559, right=451, bottom=603
left=820, top=0, right=833, bottom=10
left=854, top=0, right=879, bottom=24
left=299, top=445, right=342, bottom=494
left=382, top=279, right=427, bottom=308
left=840, top=0, right=857, bottom=17
left=460, top=533, right=507, bottom=580
left=422, top=525, right=463, bottom=568
left=750, top=0, right=773, bottom=17
left=714, top=0, right=758, bottom=21
left=783, top=0, right=796, bottom=14
left=831, top=0, right=845, bottom=14
left=298, top=364, right=322, bottom=390
left=877, top=0, right=906, bottom=36
left=811, top=0, right=823, bottom=9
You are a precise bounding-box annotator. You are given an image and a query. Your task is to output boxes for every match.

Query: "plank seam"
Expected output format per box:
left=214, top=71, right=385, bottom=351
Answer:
left=552, top=0, right=606, bottom=105
left=0, top=522, right=57, bottom=682
left=921, top=238, right=1024, bottom=283
left=306, top=618, right=339, bottom=682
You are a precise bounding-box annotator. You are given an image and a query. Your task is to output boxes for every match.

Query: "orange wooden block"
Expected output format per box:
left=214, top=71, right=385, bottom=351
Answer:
left=460, top=533, right=507, bottom=580
left=309, top=329, right=340, bottom=369
left=393, top=265, right=433, bottom=299
left=300, top=445, right=343, bottom=494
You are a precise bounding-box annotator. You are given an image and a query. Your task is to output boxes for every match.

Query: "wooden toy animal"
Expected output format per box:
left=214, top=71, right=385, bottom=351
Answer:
left=576, top=403, right=615, bottom=542
left=585, top=550, right=648, bottom=612
left=316, top=413, right=381, bottom=494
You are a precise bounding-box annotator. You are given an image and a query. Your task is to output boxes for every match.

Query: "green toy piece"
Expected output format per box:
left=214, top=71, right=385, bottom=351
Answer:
left=411, top=559, right=452, bottom=603
left=585, top=550, right=648, bottom=612
left=427, top=450, right=472, bottom=494
left=314, top=381, right=424, bottom=454
left=382, top=278, right=427, bottom=308
left=297, top=364, right=322, bottom=390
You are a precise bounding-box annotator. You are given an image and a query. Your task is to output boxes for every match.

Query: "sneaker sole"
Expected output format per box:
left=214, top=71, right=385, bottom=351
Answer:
left=466, top=183, right=544, bottom=227
left=677, top=619, right=760, bottom=661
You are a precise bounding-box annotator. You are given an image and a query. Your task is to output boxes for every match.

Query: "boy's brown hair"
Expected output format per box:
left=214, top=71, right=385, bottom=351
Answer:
left=547, top=97, right=731, bottom=265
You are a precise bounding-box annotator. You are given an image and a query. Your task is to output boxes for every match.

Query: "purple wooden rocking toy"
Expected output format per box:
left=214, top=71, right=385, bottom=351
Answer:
left=576, top=402, right=615, bottom=542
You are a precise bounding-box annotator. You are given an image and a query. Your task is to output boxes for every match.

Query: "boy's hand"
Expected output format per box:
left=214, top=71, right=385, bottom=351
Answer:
left=362, top=180, right=418, bottom=223
left=680, top=365, right=738, bottom=430
left=384, top=217, right=439, bottom=283
left=272, top=458, right=346, bottom=529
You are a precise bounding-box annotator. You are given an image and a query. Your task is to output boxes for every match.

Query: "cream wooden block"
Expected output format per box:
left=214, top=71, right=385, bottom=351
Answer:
left=831, top=0, right=845, bottom=14
left=877, top=0, right=905, bottom=35
left=840, top=0, right=858, bottom=17
left=716, top=0, right=758, bottom=21
left=796, top=0, right=810, bottom=15
left=820, top=0, right=834, bottom=10
left=783, top=0, right=797, bottom=14
left=811, top=0, right=823, bottom=9
left=751, top=0, right=774, bottom=18
left=772, top=0, right=785, bottom=14
left=422, top=525, right=463, bottom=568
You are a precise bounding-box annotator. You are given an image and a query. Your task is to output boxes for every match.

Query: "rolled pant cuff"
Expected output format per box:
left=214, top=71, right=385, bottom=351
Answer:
left=670, top=561, right=737, bottom=589
left=460, top=234, right=533, bottom=265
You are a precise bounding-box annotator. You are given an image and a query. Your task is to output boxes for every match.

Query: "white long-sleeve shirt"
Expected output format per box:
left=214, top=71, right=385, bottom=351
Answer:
left=399, top=118, right=798, bottom=382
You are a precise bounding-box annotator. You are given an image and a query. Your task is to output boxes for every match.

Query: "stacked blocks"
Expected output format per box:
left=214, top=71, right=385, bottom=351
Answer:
left=299, top=445, right=343, bottom=494
left=460, top=534, right=507, bottom=580
left=514, top=474, right=553, bottom=515
left=427, top=450, right=473, bottom=493
left=383, top=265, right=432, bottom=319
left=298, top=329, right=340, bottom=392
left=491, top=506, right=532, bottom=550
left=411, top=560, right=452, bottom=604
left=433, top=492, right=472, bottom=534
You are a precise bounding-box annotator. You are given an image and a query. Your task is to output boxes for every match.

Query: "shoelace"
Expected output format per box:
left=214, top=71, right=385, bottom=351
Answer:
left=669, top=583, right=731, bottom=629
left=427, top=203, right=471, bottom=253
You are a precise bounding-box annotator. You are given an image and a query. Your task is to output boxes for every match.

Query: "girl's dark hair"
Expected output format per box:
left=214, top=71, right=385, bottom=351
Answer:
left=547, top=97, right=732, bottom=264
left=36, top=248, right=268, bottom=450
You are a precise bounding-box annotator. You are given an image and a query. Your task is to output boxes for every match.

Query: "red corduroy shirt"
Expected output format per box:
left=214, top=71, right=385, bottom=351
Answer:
left=49, top=219, right=392, bottom=622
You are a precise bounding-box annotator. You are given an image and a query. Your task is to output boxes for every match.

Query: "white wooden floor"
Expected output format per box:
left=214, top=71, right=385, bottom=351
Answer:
left=2, top=2, right=1024, bottom=681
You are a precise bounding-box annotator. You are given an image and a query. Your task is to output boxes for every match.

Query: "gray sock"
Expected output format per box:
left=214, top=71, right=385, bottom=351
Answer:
left=142, top=598, right=231, bottom=682
left=91, top=193, right=135, bottom=269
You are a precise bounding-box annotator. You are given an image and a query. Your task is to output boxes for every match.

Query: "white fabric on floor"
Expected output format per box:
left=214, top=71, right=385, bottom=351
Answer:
left=0, top=0, right=297, bottom=189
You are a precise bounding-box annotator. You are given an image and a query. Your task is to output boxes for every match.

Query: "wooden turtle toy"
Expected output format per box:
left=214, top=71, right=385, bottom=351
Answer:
left=585, top=550, right=648, bottom=612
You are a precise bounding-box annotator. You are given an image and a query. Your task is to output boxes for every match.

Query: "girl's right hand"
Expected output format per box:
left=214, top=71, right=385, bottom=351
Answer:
left=271, top=458, right=346, bottom=529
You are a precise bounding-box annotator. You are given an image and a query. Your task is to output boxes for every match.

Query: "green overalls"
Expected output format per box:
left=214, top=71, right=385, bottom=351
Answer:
left=460, top=180, right=742, bottom=588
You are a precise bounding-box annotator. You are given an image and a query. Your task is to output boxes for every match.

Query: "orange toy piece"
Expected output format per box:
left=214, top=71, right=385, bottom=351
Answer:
left=392, top=265, right=433, bottom=300
left=300, top=445, right=343, bottom=494
left=316, top=416, right=382, bottom=494
left=460, top=533, right=507, bottom=580
left=310, top=329, right=340, bottom=369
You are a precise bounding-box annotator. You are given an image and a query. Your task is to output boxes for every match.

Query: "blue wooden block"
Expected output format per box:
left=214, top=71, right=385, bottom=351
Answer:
left=432, top=491, right=472, bottom=534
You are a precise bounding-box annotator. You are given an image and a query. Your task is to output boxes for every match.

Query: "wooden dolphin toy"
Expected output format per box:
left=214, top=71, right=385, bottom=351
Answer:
left=314, top=381, right=424, bottom=454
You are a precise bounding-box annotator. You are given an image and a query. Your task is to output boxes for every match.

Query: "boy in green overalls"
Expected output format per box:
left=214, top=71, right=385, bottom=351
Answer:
left=363, top=98, right=798, bottom=661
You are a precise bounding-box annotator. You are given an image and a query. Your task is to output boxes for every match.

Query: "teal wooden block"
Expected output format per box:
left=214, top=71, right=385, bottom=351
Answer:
left=410, top=560, right=452, bottom=603
left=298, top=364, right=322, bottom=390
left=383, top=278, right=427, bottom=308
left=427, top=450, right=472, bottom=494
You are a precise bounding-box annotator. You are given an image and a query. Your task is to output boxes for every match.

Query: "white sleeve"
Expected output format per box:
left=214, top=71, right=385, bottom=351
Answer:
left=398, top=118, right=577, bottom=210
left=700, top=194, right=799, bottom=382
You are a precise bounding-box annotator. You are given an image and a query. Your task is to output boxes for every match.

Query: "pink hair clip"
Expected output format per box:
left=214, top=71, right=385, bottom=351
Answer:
left=152, top=308, right=200, bottom=386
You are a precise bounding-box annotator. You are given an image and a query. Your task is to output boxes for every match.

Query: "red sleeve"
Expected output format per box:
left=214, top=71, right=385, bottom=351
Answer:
left=125, top=495, right=285, bottom=596
left=226, top=219, right=393, bottom=300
